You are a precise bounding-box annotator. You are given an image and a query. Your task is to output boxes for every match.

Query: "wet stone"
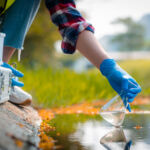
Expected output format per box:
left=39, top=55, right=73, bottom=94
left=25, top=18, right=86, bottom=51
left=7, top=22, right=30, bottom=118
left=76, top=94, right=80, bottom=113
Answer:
left=0, top=102, right=42, bottom=150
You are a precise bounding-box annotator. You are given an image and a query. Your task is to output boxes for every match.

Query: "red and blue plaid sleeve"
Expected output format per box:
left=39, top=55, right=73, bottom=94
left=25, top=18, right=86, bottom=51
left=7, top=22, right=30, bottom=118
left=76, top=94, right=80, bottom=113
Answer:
left=45, top=0, right=95, bottom=54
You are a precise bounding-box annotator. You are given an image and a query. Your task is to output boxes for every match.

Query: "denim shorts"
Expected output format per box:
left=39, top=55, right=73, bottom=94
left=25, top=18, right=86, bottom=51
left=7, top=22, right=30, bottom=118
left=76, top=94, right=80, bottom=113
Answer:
left=0, top=0, right=41, bottom=50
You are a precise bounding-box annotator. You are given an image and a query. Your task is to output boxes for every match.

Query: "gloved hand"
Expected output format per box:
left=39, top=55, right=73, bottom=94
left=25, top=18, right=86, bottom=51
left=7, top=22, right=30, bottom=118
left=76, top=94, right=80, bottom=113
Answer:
left=125, top=140, right=132, bottom=150
left=1, top=62, right=24, bottom=87
left=100, top=59, right=141, bottom=112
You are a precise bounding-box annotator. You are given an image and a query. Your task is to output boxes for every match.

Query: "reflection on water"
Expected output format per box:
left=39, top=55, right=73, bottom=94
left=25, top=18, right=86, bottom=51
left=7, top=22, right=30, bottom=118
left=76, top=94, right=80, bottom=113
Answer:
left=100, top=127, right=131, bottom=150
left=50, top=114, right=150, bottom=150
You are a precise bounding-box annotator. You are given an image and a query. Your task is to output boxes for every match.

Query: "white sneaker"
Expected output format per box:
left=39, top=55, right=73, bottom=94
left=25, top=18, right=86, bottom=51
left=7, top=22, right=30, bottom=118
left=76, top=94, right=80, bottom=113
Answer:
left=9, top=86, right=32, bottom=106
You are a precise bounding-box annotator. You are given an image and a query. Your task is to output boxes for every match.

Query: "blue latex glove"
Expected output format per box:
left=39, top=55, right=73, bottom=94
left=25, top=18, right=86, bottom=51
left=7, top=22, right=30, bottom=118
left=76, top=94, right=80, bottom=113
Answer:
left=1, top=62, right=24, bottom=87
left=100, top=59, right=141, bottom=112
left=125, top=140, right=132, bottom=150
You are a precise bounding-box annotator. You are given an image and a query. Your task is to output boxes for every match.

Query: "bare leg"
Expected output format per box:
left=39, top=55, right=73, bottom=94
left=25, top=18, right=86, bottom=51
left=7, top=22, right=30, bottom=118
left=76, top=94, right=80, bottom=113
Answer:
left=3, top=46, right=16, bottom=63
left=76, top=31, right=111, bottom=69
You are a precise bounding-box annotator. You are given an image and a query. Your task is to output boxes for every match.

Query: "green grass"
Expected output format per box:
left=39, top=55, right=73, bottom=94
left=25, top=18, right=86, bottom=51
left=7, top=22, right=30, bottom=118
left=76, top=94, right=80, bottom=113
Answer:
left=119, top=59, right=150, bottom=95
left=18, top=59, right=150, bottom=108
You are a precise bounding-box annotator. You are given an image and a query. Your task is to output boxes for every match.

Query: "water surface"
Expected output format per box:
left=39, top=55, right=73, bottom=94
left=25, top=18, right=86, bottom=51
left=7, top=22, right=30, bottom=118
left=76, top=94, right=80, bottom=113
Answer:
left=49, top=114, right=150, bottom=150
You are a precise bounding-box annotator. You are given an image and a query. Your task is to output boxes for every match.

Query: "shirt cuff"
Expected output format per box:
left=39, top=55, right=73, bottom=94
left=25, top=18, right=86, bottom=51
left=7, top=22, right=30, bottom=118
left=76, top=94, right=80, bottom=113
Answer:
left=61, top=22, right=95, bottom=54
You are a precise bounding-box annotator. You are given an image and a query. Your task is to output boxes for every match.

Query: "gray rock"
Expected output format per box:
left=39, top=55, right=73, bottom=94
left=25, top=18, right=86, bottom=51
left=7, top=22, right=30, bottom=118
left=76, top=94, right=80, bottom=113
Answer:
left=0, top=102, right=42, bottom=150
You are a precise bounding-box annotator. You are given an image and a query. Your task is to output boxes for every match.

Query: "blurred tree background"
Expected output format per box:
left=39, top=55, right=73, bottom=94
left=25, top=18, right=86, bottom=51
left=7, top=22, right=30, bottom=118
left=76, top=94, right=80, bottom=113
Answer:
left=111, top=17, right=145, bottom=51
left=110, top=17, right=150, bottom=51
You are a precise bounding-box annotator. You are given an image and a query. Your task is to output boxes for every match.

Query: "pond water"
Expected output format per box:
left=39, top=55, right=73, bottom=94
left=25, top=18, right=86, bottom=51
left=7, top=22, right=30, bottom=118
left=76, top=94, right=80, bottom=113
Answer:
left=49, top=114, right=150, bottom=150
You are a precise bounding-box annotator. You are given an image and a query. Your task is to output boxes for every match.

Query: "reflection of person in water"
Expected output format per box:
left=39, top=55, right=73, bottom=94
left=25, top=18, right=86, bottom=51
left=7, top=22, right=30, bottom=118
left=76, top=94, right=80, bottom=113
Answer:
left=125, top=140, right=132, bottom=150
left=100, top=128, right=132, bottom=150
left=0, top=0, right=141, bottom=107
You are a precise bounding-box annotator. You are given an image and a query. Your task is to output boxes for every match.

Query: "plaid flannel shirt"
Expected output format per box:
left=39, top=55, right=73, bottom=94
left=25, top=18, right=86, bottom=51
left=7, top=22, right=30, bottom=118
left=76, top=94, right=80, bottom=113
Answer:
left=45, top=0, right=95, bottom=54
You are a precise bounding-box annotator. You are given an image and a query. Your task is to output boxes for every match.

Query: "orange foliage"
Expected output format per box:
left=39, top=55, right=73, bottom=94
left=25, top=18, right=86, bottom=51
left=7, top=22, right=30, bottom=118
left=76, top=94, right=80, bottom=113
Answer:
left=133, top=97, right=150, bottom=105
left=38, top=109, right=55, bottom=121
left=52, top=102, right=99, bottom=115
left=38, top=109, right=55, bottom=150
left=134, top=125, right=142, bottom=130
left=16, top=123, right=24, bottom=128
left=15, top=139, right=23, bottom=148
left=38, top=132, right=55, bottom=150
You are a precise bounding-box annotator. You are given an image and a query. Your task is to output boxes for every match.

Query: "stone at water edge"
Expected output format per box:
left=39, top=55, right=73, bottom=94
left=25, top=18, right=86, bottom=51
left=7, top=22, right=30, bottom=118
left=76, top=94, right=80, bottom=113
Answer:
left=0, top=102, right=42, bottom=150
